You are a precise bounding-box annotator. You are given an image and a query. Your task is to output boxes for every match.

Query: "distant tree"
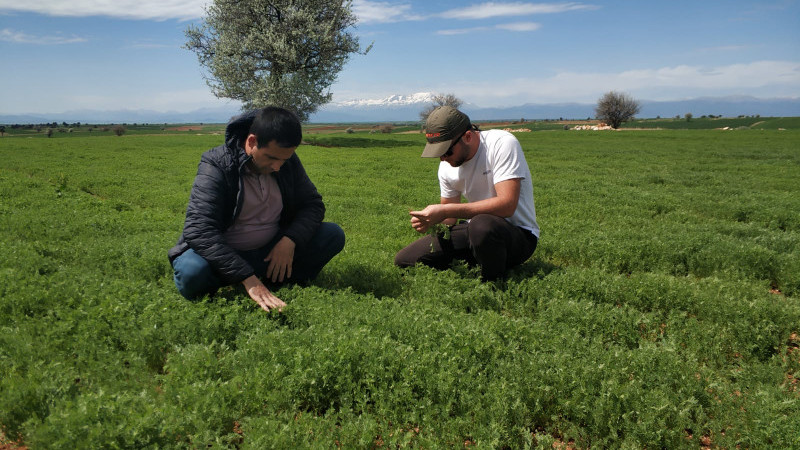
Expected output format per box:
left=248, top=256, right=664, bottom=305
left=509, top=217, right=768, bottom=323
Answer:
left=685, top=112, right=693, bottom=122
left=0, top=126, right=5, bottom=137
left=112, top=125, right=127, bottom=136
left=46, top=128, right=53, bottom=138
left=594, top=91, right=641, bottom=129
left=184, top=0, right=370, bottom=122
left=419, top=93, right=464, bottom=124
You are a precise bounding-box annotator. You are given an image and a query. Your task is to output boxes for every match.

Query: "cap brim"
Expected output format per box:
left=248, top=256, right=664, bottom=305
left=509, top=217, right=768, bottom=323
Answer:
left=421, top=139, right=453, bottom=158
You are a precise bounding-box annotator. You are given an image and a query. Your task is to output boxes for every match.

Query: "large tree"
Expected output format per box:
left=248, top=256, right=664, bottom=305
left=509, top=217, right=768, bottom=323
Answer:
left=594, top=91, right=641, bottom=129
left=185, top=0, right=368, bottom=122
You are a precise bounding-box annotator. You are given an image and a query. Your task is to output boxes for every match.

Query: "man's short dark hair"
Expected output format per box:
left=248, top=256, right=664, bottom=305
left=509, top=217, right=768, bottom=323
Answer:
left=249, top=106, right=303, bottom=148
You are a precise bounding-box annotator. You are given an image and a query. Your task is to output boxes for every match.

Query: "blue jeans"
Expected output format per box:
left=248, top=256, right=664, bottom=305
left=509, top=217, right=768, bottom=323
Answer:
left=172, top=222, right=345, bottom=299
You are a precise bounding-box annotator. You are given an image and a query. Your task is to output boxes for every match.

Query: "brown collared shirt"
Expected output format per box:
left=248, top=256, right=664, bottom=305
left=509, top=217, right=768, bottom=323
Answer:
left=223, top=165, right=283, bottom=251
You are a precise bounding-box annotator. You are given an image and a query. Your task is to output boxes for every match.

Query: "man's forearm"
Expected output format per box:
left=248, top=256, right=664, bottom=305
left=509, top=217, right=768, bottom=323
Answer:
left=439, top=196, right=517, bottom=220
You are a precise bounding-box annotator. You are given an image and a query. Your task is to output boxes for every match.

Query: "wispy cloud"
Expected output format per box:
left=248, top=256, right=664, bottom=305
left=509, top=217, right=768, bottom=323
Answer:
left=437, top=21, right=540, bottom=35
left=496, top=21, right=541, bottom=31
left=0, top=1, right=595, bottom=25
left=0, top=0, right=207, bottom=21
left=0, top=28, right=87, bottom=44
left=437, top=27, right=490, bottom=36
left=353, top=1, right=593, bottom=25
left=353, top=0, right=421, bottom=24
left=441, top=2, right=596, bottom=20
left=454, top=60, right=800, bottom=105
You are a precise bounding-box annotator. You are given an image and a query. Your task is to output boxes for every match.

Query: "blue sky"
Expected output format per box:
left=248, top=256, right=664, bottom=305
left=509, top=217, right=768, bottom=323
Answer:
left=1, top=0, right=798, bottom=115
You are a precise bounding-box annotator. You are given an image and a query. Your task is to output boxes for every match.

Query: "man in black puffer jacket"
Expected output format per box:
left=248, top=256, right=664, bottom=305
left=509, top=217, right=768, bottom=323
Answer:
left=168, top=107, right=345, bottom=312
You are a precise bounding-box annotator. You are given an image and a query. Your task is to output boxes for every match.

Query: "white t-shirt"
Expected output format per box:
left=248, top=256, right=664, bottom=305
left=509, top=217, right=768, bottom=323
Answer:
left=438, top=129, right=539, bottom=238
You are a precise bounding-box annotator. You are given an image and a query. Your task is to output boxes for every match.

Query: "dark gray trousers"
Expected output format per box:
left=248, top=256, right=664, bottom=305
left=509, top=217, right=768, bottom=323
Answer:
left=394, top=214, right=537, bottom=281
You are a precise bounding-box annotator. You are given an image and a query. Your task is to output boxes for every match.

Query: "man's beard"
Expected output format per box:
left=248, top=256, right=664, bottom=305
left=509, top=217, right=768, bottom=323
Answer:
left=449, top=154, right=467, bottom=167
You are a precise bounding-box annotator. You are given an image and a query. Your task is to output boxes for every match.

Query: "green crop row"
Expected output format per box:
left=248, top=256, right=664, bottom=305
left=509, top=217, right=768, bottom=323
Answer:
left=1, top=130, right=798, bottom=448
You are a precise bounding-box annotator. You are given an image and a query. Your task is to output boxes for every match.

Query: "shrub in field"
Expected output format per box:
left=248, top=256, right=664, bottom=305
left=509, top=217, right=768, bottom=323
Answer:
left=594, top=91, right=641, bottom=128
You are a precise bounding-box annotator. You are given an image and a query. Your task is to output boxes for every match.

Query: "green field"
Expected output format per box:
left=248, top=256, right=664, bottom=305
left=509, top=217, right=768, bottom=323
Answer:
left=1, top=128, right=799, bottom=448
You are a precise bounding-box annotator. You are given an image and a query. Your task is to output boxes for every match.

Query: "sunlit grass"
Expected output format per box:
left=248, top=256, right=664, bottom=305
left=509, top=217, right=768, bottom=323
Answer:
left=1, top=129, right=798, bottom=448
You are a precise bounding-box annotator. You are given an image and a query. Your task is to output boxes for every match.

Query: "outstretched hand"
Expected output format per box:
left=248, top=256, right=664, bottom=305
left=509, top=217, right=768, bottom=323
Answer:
left=242, top=275, right=286, bottom=312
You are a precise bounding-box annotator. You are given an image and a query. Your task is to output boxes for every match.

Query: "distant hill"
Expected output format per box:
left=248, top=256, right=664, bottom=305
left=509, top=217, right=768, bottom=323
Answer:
left=311, top=94, right=800, bottom=123
left=1, top=95, right=797, bottom=125
left=0, top=105, right=243, bottom=126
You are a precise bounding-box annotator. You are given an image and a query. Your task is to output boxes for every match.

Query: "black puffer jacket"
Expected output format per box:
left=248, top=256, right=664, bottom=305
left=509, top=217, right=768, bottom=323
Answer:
left=168, top=110, right=324, bottom=284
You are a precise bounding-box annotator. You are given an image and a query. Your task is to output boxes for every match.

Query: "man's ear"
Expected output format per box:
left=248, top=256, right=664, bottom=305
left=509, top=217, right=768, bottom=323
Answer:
left=465, top=129, right=475, bottom=143
left=245, top=134, right=258, bottom=154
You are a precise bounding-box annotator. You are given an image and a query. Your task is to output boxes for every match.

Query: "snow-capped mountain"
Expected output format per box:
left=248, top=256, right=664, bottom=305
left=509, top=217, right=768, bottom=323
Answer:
left=310, top=94, right=800, bottom=123
left=311, top=92, right=440, bottom=122
left=331, top=92, right=436, bottom=108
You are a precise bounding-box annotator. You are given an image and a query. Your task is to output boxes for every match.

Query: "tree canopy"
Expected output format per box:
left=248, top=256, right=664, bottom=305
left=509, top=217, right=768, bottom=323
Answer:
left=419, top=93, right=464, bottom=125
left=185, top=0, right=369, bottom=122
left=595, top=91, right=641, bottom=129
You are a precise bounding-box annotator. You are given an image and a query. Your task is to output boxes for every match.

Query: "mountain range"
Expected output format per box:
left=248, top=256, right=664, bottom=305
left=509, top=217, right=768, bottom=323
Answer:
left=1, top=94, right=798, bottom=125
left=311, top=93, right=800, bottom=123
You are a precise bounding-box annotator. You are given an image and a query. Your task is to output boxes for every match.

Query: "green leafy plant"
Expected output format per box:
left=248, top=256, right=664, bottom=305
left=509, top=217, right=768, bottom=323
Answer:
left=427, top=223, right=451, bottom=252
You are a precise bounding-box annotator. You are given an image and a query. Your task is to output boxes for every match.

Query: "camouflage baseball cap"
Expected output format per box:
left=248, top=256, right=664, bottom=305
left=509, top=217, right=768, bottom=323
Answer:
left=421, top=106, right=471, bottom=157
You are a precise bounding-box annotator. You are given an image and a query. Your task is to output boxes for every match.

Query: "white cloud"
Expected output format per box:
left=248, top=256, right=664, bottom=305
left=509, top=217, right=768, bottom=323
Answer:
left=422, top=60, right=800, bottom=106
left=437, top=21, right=540, bottom=34
left=0, top=0, right=591, bottom=24
left=437, top=26, right=491, bottom=36
left=441, top=2, right=596, bottom=20
left=0, top=0, right=208, bottom=21
left=496, top=21, right=541, bottom=31
left=352, top=0, right=420, bottom=24
left=352, top=1, right=593, bottom=25
left=0, top=28, right=87, bottom=44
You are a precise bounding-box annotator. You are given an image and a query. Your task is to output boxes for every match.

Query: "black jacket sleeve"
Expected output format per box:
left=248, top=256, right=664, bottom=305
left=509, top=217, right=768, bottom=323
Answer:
left=182, top=152, right=254, bottom=284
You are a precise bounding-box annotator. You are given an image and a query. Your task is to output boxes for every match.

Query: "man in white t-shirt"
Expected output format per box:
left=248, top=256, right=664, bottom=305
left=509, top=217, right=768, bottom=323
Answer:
left=395, top=106, right=539, bottom=281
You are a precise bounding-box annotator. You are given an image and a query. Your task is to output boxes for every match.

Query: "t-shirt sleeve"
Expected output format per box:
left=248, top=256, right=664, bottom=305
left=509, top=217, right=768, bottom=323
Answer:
left=490, top=134, right=527, bottom=184
left=438, top=162, right=460, bottom=199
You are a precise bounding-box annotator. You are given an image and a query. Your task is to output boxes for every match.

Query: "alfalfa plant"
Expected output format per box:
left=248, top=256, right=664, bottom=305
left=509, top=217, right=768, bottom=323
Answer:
left=428, top=223, right=451, bottom=252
